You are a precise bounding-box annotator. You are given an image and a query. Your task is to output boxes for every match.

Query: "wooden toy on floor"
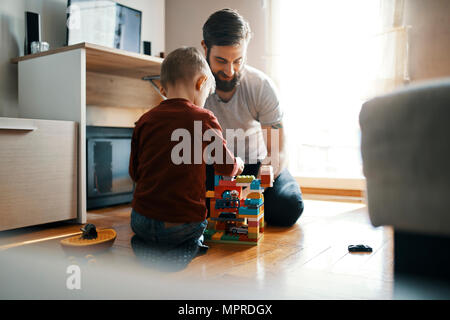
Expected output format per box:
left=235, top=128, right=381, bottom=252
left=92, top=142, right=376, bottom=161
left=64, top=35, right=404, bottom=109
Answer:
left=204, top=165, right=273, bottom=246
left=60, top=223, right=116, bottom=253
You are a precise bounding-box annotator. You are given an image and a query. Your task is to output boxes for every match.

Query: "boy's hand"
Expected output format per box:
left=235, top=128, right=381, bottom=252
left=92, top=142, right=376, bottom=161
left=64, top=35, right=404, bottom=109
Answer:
left=235, top=157, right=245, bottom=176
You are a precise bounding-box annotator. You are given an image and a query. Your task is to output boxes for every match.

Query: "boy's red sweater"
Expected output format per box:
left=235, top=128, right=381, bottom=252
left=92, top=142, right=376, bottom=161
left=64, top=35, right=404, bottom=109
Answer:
left=129, top=98, right=238, bottom=223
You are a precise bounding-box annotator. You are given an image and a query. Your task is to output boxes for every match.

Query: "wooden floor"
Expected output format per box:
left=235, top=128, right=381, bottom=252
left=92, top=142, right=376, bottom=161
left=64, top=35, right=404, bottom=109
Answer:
left=0, top=198, right=394, bottom=299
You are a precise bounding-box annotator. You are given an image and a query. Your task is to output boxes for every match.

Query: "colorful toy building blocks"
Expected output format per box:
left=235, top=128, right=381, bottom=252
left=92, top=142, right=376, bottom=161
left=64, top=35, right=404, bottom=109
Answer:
left=204, top=168, right=272, bottom=246
left=236, top=175, right=255, bottom=183
left=260, top=165, right=274, bottom=188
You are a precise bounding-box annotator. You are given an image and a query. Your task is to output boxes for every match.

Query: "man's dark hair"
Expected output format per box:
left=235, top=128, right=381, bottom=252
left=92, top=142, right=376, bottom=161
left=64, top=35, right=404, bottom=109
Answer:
left=202, top=8, right=252, bottom=49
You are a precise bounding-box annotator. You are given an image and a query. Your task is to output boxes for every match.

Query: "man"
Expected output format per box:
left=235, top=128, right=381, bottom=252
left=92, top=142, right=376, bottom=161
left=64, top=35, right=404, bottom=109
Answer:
left=202, top=8, right=304, bottom=227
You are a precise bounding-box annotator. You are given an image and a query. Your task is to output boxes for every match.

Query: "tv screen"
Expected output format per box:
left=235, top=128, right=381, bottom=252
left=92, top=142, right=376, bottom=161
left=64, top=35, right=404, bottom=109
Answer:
left=66, top=0, right=142, bottom=53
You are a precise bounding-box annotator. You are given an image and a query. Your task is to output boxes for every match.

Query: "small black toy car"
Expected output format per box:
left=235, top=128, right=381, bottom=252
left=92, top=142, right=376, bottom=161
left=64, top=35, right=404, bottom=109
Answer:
left=348, top=244, right=372, bottom=253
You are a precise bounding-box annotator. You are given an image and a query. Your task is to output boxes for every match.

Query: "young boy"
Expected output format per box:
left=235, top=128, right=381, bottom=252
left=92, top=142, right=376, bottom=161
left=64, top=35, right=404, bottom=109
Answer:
left=129, top=47, right=244, bottom=253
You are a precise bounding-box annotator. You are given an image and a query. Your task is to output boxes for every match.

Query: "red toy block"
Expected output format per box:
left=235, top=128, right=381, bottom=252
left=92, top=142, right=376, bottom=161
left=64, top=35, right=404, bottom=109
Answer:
left=247, top=220, right=259, bottom=227
left=217, top=207, right=239, bottom=213
left=261, top=175, right=271, bottom=184
left=238, top=234, right=249, bottom=242
left=215, top=221, right=226, bottom=230
left=210, top=199, right=219, bottom=218
left=218, top=180, right=238, bottom=187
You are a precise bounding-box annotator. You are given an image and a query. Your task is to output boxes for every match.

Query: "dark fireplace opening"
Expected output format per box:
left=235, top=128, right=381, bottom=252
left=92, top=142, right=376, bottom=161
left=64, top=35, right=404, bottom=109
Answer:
left=86, top=126, right=134, bottom=210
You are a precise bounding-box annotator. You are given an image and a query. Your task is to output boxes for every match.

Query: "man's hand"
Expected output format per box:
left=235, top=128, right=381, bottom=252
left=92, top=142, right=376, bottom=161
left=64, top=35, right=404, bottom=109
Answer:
left=262, top=122, right=287, bottom=179
left=235, top=157, right=245, bottom=175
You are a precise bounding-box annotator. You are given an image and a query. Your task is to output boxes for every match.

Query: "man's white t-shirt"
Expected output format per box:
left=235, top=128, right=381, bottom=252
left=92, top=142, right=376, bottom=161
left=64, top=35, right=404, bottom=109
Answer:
left=204, top=65, right=283, bottom=164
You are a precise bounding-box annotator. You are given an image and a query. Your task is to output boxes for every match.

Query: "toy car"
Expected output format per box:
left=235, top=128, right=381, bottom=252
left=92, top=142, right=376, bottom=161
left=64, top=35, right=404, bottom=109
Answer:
left=348, top=244, right=372, bottom=252
left=229, top=225, right=248, bottom=235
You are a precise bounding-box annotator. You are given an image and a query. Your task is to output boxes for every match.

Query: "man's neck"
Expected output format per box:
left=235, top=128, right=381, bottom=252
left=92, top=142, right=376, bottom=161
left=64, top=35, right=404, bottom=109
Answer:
left=216, top=87, right=237, bottom=103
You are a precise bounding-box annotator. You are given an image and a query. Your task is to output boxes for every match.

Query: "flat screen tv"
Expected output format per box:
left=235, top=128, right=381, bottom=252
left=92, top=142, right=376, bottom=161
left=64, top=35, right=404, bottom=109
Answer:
left=66, top=0, right=142, bottom=53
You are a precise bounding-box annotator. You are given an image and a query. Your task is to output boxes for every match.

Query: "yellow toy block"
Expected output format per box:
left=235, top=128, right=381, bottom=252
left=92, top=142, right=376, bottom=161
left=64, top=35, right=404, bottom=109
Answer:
left=205, top=190, right=215, bottom=198
left=248, top=227, right=259, bottom=234
left=259, top=217, right=265, bottom=227
left=236, top=175, right=255, bottom=183
left=239, top=212, right=264, bottom=220
left=247, top=192, right=263, bottom=199
left=212, top=231, right=224, bottom=240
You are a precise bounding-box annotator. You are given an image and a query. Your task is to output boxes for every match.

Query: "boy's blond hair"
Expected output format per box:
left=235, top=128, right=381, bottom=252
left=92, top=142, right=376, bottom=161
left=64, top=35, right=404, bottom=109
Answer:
left=160, top=46, right=215, bottom=92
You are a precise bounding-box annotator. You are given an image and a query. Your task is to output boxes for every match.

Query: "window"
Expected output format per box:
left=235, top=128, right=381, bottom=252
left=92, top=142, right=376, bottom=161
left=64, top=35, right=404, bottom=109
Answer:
left=269, top=0, right=401, bottom=183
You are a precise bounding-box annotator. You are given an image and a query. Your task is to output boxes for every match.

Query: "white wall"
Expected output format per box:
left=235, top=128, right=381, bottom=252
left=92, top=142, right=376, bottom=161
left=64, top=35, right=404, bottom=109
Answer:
left=0, top=0, right=165, bottom=117
left=165, top=0, right=269, bottom=74
left=120, top=0, right=165, bottom=56
left=404, top=0, right=450, bottom=82
left=165, top=0, right=450, bottom=84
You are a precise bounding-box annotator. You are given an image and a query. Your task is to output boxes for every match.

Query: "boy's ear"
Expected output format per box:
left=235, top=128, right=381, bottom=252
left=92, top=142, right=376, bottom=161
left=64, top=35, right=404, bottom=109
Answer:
left=160, top=86, right=167, bottom=97
left=195, top=75, right=208, bottom=91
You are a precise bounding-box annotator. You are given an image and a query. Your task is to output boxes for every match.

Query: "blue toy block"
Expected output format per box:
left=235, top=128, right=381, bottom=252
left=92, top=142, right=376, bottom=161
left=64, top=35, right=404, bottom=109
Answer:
left=244, top=198, right=263, bottom=208
left=250, top=179, right=262, bottom=190
left=239, top=206, right=260, bottom=216
left=214, top=175, right=221, bottom=186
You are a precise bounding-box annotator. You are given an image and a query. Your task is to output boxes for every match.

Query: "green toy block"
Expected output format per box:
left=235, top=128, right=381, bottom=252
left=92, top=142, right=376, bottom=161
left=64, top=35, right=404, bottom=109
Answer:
left=204, top=229, right=215, bottom=240
left=247, top=232, right=259, bottom=239
left=221, top=234, right=240, bottom=241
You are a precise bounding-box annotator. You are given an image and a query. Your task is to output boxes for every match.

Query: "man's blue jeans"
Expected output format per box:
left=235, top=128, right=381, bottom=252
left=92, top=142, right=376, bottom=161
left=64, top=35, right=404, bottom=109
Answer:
left=262, top=168, right=305, bottom=226
left=130, top=208, right=208, bottom=249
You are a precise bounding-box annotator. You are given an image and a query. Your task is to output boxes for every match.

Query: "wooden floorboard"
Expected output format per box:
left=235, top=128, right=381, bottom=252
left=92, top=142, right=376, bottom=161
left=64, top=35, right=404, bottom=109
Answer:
left=0, top=199, right=394, bottom=299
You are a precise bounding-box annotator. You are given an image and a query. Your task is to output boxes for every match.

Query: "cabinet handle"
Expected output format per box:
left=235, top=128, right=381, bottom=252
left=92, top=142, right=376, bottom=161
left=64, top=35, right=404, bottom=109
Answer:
left=0, top=125, right=36, bottom=131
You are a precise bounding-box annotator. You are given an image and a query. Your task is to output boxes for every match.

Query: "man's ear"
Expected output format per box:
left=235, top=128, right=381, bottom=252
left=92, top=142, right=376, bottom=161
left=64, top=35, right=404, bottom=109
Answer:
left=201, top=40, right=207, bottom=56
left=195, top=75, right=208, bottom=91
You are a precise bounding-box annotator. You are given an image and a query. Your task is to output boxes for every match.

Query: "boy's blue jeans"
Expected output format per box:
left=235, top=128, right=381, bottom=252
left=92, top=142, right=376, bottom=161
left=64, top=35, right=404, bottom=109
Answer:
left=130, top=208, right=208, bottom=249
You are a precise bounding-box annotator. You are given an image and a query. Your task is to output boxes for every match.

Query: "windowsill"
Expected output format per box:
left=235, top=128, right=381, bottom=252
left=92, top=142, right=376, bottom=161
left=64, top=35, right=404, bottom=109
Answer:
left=295, top=176, right=366, bottom=190
left=295, top=176, right=366, bottom=201
left=302, top=193, right=366, bottom=204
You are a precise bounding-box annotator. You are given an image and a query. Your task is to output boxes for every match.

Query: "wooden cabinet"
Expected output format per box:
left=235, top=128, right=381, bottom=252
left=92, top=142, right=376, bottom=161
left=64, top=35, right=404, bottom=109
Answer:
left=11, top=43, right=163, bottom=224
left=0, top=118, right=78, bottom=231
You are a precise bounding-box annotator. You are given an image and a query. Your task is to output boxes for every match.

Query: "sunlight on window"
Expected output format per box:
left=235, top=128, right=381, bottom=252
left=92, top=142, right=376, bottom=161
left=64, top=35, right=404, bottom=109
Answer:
left=277, top=0, right=382, bottom=179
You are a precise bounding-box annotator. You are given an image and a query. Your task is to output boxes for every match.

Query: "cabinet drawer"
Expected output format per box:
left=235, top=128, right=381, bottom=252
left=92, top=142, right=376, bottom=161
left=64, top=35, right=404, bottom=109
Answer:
left=0, top=118, right=78, bottom=231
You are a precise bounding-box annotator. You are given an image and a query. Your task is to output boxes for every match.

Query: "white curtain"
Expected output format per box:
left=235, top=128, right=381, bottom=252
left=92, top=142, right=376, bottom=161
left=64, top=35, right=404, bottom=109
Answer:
left=266, top=0, right=409, bottom=180
left=369, top=0, right=410, bottom=97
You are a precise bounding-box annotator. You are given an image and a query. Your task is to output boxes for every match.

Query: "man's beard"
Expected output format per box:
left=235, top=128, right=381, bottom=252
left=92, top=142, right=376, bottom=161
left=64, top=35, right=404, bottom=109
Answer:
left=213, top=71, right=241, bottom=92
left=206, top=49, right=242, bottom=92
